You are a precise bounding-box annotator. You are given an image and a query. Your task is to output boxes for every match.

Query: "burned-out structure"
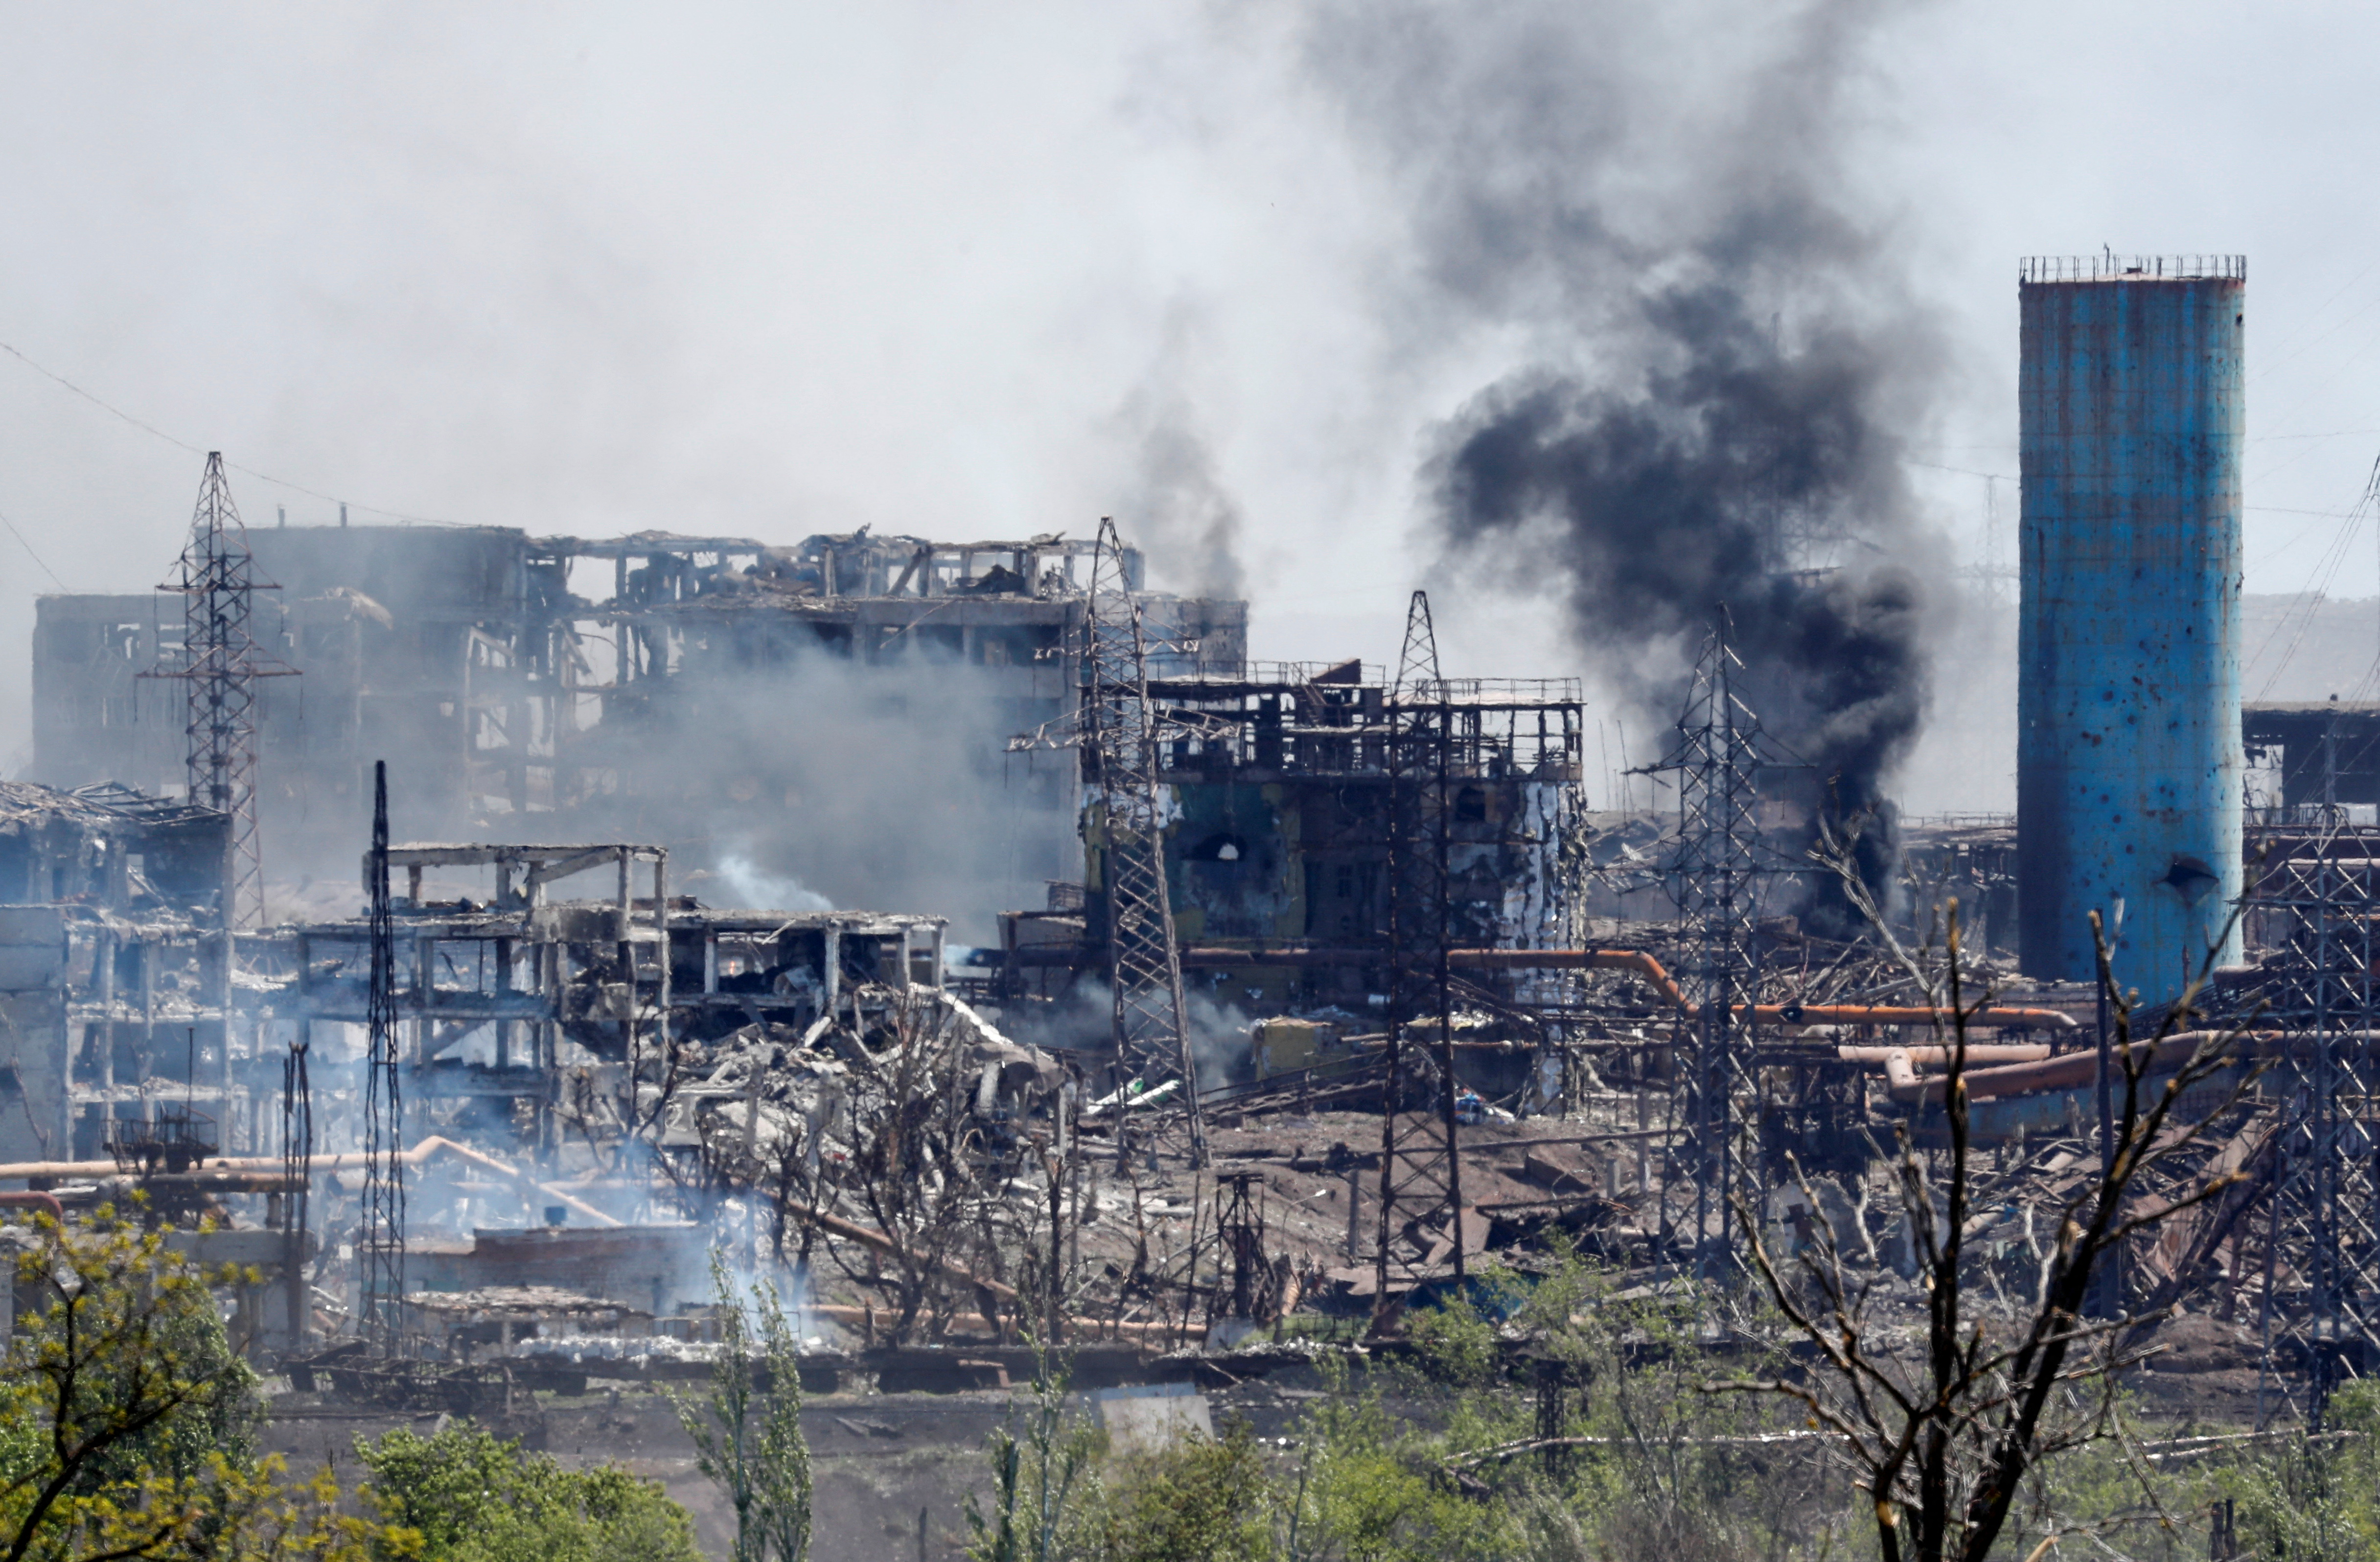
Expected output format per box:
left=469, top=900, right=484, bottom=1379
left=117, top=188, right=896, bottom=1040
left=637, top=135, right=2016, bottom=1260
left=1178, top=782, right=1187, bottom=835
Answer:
left=2243, top=701, right=2380, bottom=817
left=33, top=525, right=1246, bottom=928
left=0, top=781, right=233, bottom=1165
left=12, top=343, right=2377, bottom=1434
left=1001, top=660, right=1584, bottom=1016
left=243, top=840, right=949, bottom=1178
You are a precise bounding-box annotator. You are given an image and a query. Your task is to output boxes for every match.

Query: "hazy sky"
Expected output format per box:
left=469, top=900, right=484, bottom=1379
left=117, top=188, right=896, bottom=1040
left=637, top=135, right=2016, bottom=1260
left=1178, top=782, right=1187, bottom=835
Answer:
left=2, top=1, right=2374, bottom=813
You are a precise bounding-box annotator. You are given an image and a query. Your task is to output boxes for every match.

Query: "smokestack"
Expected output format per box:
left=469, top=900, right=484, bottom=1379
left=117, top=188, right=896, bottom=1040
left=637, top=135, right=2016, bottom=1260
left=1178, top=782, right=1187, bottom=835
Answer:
left=2016, top=255, right=2245, bottom=994
left=339, top=503, right=348, bottom=528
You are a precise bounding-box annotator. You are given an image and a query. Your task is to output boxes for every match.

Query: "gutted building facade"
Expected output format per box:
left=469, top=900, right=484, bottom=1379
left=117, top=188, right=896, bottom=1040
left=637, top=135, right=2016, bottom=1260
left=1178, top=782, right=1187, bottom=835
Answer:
left=0, top=781, right=233, bottom=1165
left=34, top=525, right=1247, bottom=936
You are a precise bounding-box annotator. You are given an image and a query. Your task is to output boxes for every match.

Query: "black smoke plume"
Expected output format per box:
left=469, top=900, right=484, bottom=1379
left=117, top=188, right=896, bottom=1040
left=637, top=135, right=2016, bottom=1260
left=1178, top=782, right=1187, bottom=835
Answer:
left=1429, top=298, right=1932, bottom=927
left=1308, top=0, right=1944, bottom=933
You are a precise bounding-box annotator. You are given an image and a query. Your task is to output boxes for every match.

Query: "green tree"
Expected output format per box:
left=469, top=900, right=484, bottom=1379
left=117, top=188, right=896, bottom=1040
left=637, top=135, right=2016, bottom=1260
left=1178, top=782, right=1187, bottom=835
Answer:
left=356, top=1421, right=696, bottom=1562
left=668, top=1255, right=811, bottom=1562
left=0, top=1212, right=265, bottom=1562
left=2218, top=1381, right=2380, bottom=1562
left=1093, top=1421, right=1277, bottom=1562
left=965, top=1346, right=1096, bottom=1562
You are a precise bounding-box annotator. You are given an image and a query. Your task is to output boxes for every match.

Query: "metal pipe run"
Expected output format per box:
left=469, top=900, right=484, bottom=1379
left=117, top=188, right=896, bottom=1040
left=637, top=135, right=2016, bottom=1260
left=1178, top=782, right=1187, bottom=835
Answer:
left=1877, top=1031, right=2261, bottom=1104
left=1835, top=1043, right=2053, bottom=1065
left=0, top=1137, right=618, bottom=1228
left=1445, top=949, right=2081, bottom=1031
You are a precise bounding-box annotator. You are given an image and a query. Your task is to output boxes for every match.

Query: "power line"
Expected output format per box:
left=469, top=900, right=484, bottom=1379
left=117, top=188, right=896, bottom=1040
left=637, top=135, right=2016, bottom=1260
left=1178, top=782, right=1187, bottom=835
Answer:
left=0, top=336, right=466, bottom=528
left=0, top=501, right=70, bottom=592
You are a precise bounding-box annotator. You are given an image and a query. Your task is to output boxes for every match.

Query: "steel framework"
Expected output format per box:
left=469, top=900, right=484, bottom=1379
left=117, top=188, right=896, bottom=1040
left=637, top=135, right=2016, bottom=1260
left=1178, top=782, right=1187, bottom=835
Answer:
left=145, top=453, right=294, bottom=928
left=2255, top=836, right=2380, bottom=1421
left=1081, top=518, right=1206, bottom=1166
left=358, top=761, right=407, bottom=1352
left=1664, top=620, right=1768, bottom=1275
left=1373, top=591, right=1464, bottom=1309
left=1215, top=1170, right=1269, bottom=1321
left=280, top=1034, right=313, bottom=1352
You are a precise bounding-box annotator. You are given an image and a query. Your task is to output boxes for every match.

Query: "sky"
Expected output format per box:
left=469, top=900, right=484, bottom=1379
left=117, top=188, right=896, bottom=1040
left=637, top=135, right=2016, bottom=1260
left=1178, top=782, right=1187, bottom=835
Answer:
left=2, top=0, right=2377, bottom=814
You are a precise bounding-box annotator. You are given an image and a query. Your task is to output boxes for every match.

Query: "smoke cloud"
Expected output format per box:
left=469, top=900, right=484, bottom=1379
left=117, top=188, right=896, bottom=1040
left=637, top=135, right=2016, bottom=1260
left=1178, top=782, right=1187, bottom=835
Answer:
left=1305, top=0, right=1947, bottom=926
left=1111, top=304, right=1248, bottom=600
left=571, top=649, right=1075, bottom=942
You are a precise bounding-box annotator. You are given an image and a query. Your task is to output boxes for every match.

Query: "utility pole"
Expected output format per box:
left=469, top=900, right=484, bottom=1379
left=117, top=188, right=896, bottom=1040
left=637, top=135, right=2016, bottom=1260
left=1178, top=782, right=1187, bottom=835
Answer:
left=1374, top=591, right=1463, bottom=1313
left=146, top=452, right=295, bottom=929
left=358, top=761, right=407, bottom=1355
left=1081, top=518, right=1206, bottom=1167
left=1665, top=614, right=1767, bottom=1279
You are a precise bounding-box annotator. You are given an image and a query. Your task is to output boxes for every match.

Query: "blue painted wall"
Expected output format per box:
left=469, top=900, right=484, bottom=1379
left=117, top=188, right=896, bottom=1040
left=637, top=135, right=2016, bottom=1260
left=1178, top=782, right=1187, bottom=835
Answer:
left=2017, top=265, right=2244, bottom=995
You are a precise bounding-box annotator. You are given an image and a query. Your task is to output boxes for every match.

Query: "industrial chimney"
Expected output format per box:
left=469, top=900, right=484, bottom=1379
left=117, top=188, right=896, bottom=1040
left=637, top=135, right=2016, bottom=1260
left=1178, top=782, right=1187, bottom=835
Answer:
left=2017, top=254, right=2245, bottom=996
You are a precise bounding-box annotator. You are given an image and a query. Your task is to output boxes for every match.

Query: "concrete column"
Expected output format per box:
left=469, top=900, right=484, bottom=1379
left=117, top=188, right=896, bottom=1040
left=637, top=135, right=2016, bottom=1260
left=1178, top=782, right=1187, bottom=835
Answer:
left=494, top=937, right=513, bottom=1070
left=95, top=929, right=116, bottom=1093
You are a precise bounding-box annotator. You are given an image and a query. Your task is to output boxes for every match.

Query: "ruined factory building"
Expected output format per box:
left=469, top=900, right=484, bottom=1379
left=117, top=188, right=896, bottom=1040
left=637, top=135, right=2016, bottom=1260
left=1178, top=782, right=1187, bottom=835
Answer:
left=31, top=525, right=1246, bottom=896
left=0, top=779, right=234, bottom=1165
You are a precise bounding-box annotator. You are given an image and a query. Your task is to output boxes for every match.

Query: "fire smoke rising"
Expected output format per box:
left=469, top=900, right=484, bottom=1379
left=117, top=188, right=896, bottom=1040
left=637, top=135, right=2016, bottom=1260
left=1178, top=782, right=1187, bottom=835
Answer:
left=1310, top=0, right=1946, bottom=927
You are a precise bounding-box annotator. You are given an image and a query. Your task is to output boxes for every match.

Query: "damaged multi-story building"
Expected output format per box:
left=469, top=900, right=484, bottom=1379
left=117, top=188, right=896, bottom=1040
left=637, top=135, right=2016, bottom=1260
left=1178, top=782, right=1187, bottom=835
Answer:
left=0, top=780, right=234, bottom=1164
left=1001, top=660, right=1585, bottom=1022
left=34, top=525, right=1246, bottom=929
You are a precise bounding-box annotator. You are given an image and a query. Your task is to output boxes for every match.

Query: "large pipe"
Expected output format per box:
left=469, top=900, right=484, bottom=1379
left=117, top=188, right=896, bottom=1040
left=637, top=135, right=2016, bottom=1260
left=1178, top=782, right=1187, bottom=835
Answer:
left=0, top=1137, right=618, bottom=1229
left=1446, top=949, right=2080, bottom=1032
left=790, top=1203, right=1019, bottom=1305
left=1836, top=1044, right=2052, bottom=1065
left=0, top=1191, right=64, bottom=1221
left=1879, top=1031, right=2250, bottom=1105
left=807, top=1304, right=1199, bottom=1343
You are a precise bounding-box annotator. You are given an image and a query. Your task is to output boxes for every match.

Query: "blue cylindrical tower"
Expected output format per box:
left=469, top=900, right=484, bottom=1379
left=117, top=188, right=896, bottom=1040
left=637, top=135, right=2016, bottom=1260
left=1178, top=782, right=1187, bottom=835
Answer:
left=2017, top=255, right=2244, bottom=996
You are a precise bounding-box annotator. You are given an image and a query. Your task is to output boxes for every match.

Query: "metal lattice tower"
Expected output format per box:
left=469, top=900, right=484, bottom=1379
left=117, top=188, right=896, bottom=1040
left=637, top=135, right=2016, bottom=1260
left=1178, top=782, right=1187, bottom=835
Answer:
left=2255, top=824, right=2380, bottom=1422
left=358, top=761, right=407, bottom=1353
left=1215, top=1171, right=1269, bottom=1322
left=1374, top=591, right=1464, bottom=1310
left=146, top=453, right=295, bottom=928
left=1081, top=518, right=1206, bottom=1166
left=1665, top=618, right=1767, bottom=1276
left=280, top=1036, right=313, bottom=1352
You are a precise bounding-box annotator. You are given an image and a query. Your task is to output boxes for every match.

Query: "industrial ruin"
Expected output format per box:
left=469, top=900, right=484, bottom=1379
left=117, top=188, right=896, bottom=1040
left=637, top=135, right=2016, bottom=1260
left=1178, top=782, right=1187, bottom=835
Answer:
left=8, top=253, right=2380, bottom=1423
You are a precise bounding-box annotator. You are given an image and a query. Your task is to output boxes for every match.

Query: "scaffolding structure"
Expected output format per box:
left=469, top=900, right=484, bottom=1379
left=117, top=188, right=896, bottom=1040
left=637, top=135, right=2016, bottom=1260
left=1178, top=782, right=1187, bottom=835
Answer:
left=1663, top=621, right=1769, bottom=1275
left=2254, top=835, right=2380, bottom=1420
left=1080, top=518, right=1206, bottom=1166
left=357, top=762, right=407, bottom=1354
left=144, top=453, right=294, bottom=929
left=1374, top=591, right=1464, bottom=1308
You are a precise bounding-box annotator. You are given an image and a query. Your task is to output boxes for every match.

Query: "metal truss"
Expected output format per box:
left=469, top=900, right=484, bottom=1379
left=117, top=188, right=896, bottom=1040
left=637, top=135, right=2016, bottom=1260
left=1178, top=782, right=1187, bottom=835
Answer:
left=1081, top=517, right=1205, bottom=1166
left=358, top=761, right=408, bottom=1353
left=144, top=453, right=294, bottom=928
left=1215, top=1170, right=1270, bottom=1321
left=1374, top=590, right=1465, bottom=1309
left=2254, top=838, right=2380, bottom=1419
left=1662, top=620, right=1769, bottom=1277
left=280, top=1034, right=313, bottom=1352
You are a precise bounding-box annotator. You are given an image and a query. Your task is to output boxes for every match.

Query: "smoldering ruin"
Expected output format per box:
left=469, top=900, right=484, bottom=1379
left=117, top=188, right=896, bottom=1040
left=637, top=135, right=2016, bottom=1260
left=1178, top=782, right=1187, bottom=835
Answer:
left=0, top=13, right=2372, bottom=1545
left=9, top=350, right=2375, bottom=1443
